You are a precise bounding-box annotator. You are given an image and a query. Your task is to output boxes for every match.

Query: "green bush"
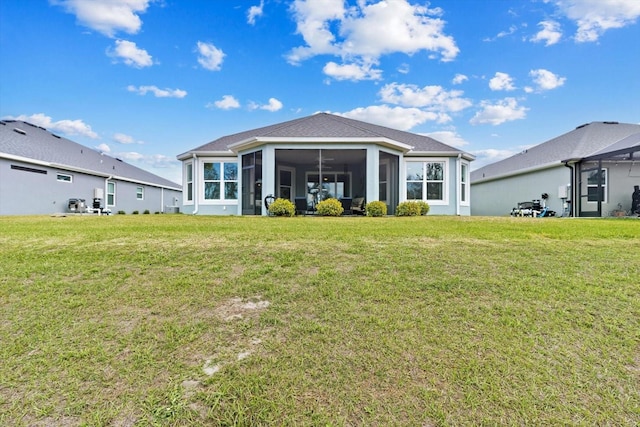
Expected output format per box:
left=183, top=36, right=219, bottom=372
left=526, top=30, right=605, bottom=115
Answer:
left=132, top=210, right=139, bottom=215
left=416, top=200, right=430, bottom=215
left=268, top=198, right=296, bottom=217
left=143, top=210, right=150, bottom=215
left=316, top=198, right=344, bottom=216
left=366, top=201, right=387, bottom=217
left=395, top=201, right=421, bottom=216
left=117, top=210, right=126, bottom=215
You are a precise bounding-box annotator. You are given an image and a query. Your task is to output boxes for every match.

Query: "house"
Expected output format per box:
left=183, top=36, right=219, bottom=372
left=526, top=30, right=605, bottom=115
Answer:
left=470, top=121, right=640, bottom=217
left=0, top=120, right=182, bottom=215
left=176, top=113, right=474, bottom=216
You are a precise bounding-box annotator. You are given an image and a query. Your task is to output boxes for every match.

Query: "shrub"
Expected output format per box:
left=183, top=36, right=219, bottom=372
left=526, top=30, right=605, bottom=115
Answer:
left=395, top=201, right=421, bottom=216
left=417, top=200, right=430, bottom=215
left=117, top=210, right=126, bottom=215
left=132, top=210, right=139, bottom=215
left=366, top=201, right=387, bottom=217
left=268, top=198, right=296, bottom=217
left=143, top=210, right=150, bottom=215
left=316, top=198, right=344, bottom=216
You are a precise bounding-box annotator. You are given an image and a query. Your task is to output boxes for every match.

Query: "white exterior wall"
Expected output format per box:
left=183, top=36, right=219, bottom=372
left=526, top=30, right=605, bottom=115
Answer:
left=471, top=165, right=570, bottom=216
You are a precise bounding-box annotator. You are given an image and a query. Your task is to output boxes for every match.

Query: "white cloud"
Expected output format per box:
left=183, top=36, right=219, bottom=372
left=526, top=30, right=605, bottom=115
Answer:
left=379, top=83, right=472, bottom=123
left=530, top=20, right=562, bottom=46
left=50, top=0, right=152, bottom=37
left=210, top=95, right=241, bottom=110
left=108, top=39, right=153, bottom=68
left=247, top=0, right=264, bottom=25
left=127, top=85, right=187, bottom=98
left=424, top=130, right=469, bottom=147
left=6, top=113, right=98, bottom=139
left=249, top=98, right=283, bottom=112
left=323, top=61, right=382, bottom=81
left=489, top=72, right=516, bottom=91
left=549, top=0, right=640, bottom=42
left=287, top=0, right=458, bottom=80
left=113, top=133, right=143, bottom=144
left=483, top=24, right=518, bottom=42
left=452, top=73, right=468, bottom=85
left=196, top=41, right=225, bottom=71
left=397, top=63, right=410, bottom=74
left=529, top=69, right=566, bottom=91
left=96, top=143, right=111, bottom=153
left=337, top=105, right=440, bottom=131
left=470, top=98, right=528, bottom=126
left=470, top=148, right=520, bottom=170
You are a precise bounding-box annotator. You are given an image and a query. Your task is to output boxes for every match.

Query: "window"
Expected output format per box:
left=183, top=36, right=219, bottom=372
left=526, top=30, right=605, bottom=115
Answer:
left=406, top=161, right=446, bottom=202
left=107, top=181, right=116, bottom=206
left=203, top=162, right=238, bottom=200
left=460, top=162, right=469, bottom=204
left=185, top=163, right=193, bottom=202
left=587, top=168, right=607, bottom=202
left=11, top=164, right=47, bottom=174
left=136, top=186, right=144, bottom=200
left=57, top=173, right=72, bottom=183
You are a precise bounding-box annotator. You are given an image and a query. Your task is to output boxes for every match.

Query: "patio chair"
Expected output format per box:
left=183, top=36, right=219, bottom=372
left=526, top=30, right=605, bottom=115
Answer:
left=294, top=197, right=308, bottom=215
left=340, top=197, right=352, bottom=215
left=351, top=197, right=365, bottom=215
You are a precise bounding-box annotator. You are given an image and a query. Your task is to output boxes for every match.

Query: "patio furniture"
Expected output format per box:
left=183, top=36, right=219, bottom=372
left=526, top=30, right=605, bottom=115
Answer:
left=295, top=197, right=309, bottom=215
left=351, top=197, right=365, bottom=215
left=340, top=197, right=352, bottom=215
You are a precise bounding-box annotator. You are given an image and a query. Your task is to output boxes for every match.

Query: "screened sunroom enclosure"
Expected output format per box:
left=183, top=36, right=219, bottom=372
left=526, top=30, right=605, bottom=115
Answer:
left=240, top=147, right=400, bottom=215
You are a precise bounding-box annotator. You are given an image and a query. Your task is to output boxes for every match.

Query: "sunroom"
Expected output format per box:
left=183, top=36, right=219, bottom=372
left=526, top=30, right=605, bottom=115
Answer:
left=177, top=113, right=473, bottom=216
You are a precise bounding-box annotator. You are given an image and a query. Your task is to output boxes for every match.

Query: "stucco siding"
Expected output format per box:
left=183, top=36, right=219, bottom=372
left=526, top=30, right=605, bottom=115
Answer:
left=471, top=166, right=570, bottom=216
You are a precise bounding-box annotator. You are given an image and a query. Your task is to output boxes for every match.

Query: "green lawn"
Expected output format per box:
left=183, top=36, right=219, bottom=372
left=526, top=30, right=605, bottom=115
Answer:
left=1, top=215, right=638, bottom=426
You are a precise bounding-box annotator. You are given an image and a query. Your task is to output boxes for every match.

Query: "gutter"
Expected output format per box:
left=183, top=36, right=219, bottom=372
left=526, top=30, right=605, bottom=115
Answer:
left=563, top=161, right=574, bottom=217
left=192, top=153, right=198, bottom=215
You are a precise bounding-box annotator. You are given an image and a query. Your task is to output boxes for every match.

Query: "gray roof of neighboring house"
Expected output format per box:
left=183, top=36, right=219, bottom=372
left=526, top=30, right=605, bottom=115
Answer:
left=178, top=112, right=472, bottom=159
left=582, top=132, right=640, bottom=160
left=0, top=120, right=181, bottom=190
left=471, top=121, right=640, bottom=183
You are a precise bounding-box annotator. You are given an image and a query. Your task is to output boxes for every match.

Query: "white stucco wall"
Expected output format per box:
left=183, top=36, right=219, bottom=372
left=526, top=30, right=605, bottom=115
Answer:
left=471, top=165, right=570, bottom=216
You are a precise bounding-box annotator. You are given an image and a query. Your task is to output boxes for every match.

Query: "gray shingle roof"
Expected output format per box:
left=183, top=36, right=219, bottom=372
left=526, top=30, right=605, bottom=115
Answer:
left=471, top=121, right=640, bottom=182
left=178, top=112, right=470, bottom=157
left=0, top=120, right=181, bottom=189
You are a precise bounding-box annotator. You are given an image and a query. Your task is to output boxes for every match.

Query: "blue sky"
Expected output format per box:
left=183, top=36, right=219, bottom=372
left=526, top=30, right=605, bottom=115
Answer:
left=1, top=0, right=639, bottom=184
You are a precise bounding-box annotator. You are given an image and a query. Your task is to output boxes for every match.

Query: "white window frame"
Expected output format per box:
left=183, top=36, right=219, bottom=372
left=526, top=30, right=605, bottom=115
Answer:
left=404, top=158, right=448, bottom=205
left=184, top=162, right=194, bottom=204
left=460, top=161, right=470, bottom=206
left=200, top=159, right=239, bottom=204
left=136, top=186, right=144, bottom=200
left=107, top=181, right=116, bottom=206
left=57, top=173, right=73, bottom=183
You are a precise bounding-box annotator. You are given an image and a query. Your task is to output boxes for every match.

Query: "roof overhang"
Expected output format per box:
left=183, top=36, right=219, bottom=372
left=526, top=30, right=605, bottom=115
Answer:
left=471, top=161, right=562, bottom=184
left=176, top=150, right=234, bottom=161
left=226, top=136, right=414, bottom=154
left=407, top=151, right=475, bottom=161
left=1, top=152, right=182, bottom=191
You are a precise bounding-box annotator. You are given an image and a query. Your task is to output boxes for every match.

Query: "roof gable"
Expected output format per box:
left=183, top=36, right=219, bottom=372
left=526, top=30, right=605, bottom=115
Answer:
left=0, top=120, right=181, bottom=189
left=178, top=113, right=470, bottom=158
left=471, top=122, right=640, bottom=182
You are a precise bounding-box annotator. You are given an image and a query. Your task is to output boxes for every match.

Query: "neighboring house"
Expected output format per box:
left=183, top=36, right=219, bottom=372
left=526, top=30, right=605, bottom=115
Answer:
left=0, top=120, right=182, bottom=215
left=470, top=121, right=640, bottom=217
left=177, top=112, right=474, bottom=216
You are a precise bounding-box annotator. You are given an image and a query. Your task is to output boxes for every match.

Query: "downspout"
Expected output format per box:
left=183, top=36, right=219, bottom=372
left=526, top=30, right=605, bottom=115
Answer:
left=192, top=153, right=199, bottom=215
left=563, top=161, right=574, bottom=217
left=456, top=154, right=461, bottom=216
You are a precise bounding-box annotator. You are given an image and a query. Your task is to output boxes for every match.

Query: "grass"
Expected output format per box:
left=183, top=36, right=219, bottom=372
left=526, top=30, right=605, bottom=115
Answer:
left=0, top=214, right=638, bottom=426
